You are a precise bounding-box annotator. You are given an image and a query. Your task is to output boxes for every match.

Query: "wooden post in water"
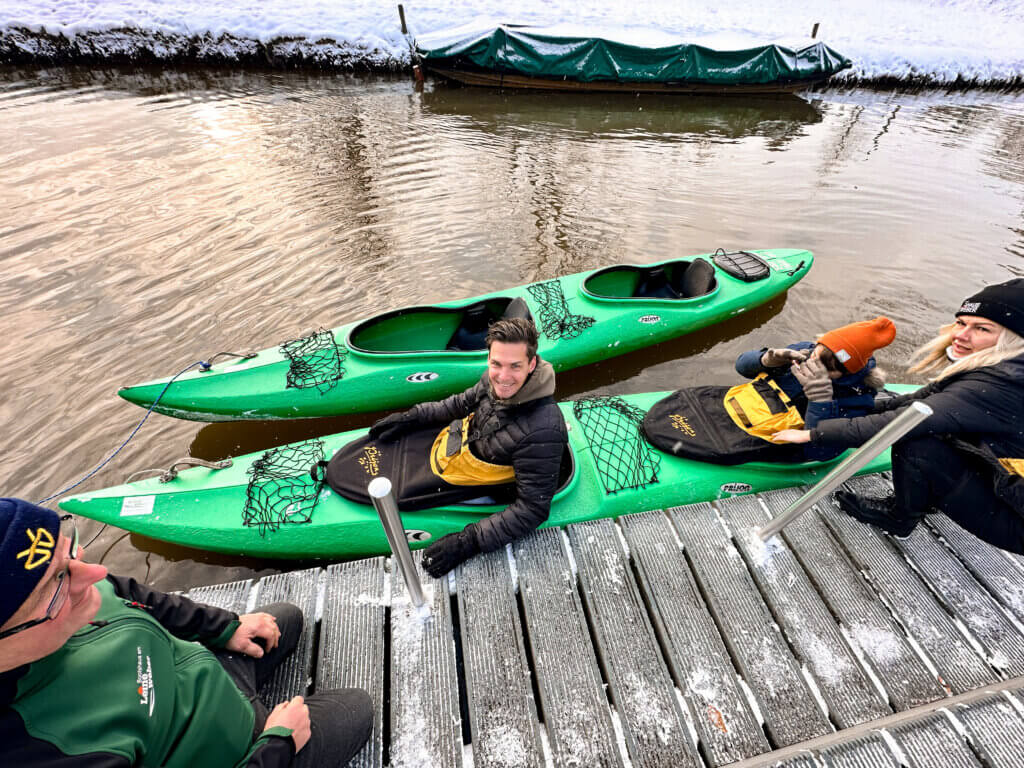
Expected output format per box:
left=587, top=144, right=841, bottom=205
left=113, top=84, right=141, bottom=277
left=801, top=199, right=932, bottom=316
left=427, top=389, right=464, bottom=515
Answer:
left=398, top=4, right=408, bottom=35
left=811, top=22, right=820, bottom=39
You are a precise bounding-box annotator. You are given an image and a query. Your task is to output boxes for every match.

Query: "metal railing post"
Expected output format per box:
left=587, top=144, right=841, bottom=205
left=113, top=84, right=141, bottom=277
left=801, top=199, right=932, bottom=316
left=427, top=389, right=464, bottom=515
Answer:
left=758, top=401, right=932, bottom=541
left=368, top=477, right=427, bottom=609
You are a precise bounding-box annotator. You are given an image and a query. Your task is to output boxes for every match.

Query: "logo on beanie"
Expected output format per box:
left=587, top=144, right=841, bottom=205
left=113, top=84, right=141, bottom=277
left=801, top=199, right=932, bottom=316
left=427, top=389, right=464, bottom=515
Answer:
left=834, top=349, right=851, bottom=364
left=960, top=301, right=980, bottom=314
left=16, top=527, right=56, bottom=570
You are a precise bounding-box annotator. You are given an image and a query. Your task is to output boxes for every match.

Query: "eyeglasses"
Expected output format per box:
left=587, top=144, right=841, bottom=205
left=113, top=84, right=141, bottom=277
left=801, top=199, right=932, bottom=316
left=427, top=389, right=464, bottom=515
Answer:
left=0, top=515, right=79, bottom=641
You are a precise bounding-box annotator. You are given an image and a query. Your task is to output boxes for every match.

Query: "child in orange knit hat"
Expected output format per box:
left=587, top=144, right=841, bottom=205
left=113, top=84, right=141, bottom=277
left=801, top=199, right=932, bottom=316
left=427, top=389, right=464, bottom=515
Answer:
left=734, top=316, right=896, bottom=461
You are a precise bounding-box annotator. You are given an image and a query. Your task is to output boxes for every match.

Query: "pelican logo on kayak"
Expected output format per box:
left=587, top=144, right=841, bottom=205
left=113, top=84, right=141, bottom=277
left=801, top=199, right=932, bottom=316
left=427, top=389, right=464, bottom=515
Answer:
left=405, top=530, right=432, bottom=542
left=407, top=372, right=439, bottom=383
left=359, top=446, right=382, bottom=476
left=669, top=414, right=696, bottom=437
left=719, top=482, right=752, bottom=495
left=638, top=315, right=661, bottom=324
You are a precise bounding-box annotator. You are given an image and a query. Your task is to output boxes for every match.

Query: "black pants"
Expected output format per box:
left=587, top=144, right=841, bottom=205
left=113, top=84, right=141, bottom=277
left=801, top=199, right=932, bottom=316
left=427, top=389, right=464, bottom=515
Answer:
left=215, top=602, right=373, bottom=767
left=892, top=437, right=1024, bottom=554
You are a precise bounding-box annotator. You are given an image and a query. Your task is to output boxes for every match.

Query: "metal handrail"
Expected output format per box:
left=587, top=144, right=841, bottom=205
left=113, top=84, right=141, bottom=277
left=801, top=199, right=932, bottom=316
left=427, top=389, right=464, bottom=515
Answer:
left=758, top=401, right=933, bottom=541
left=368, top=477, right=427, bottom=609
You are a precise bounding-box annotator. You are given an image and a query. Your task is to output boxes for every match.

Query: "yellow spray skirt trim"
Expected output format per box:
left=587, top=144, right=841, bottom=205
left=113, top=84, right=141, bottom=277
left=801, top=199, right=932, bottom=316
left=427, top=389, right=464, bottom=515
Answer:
left=430, top=415, right=516, bottom=486
left=998, top=458, right=1024, bottom=477
left=723, top=374, right=805, bottom=442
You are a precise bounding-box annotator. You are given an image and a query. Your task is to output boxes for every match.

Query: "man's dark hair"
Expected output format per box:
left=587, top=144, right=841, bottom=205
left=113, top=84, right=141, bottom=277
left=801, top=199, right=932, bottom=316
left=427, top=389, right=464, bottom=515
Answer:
left=486, top=317, right=539, bottom=360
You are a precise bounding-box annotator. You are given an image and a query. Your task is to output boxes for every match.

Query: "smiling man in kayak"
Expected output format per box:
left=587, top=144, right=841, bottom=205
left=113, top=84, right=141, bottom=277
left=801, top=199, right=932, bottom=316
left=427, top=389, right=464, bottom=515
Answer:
left=367, top=317, right=568, bottom=577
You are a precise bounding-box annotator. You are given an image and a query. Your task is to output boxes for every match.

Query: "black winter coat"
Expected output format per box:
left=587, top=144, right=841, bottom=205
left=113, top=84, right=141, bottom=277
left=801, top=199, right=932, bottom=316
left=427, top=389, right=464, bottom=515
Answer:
left=812, top=353, right=1024, bottom=510
left=412, top=365, right=568, bottom=552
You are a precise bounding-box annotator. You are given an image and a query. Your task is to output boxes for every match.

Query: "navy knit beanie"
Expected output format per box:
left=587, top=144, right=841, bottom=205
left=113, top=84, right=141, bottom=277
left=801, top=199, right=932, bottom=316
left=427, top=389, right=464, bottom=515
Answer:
left=0, top=498, right=61, bottom=629
left=957, top=278, right=1024, bottom=338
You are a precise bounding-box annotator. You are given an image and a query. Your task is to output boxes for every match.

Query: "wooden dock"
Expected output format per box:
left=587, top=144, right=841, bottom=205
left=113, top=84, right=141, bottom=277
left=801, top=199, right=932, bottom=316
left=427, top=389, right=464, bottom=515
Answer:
left=190, top=474, right=1024, bottom=767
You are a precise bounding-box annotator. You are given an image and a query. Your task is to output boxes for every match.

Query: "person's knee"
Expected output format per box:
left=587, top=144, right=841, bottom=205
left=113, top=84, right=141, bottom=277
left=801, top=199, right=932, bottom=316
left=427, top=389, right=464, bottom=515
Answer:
left=319, top=688, right=373, bottom=738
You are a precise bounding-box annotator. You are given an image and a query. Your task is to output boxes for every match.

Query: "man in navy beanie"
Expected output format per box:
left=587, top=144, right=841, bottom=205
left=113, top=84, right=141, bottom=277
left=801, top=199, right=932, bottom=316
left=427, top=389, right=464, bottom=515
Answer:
left=0, top=498, right=372, bottom=767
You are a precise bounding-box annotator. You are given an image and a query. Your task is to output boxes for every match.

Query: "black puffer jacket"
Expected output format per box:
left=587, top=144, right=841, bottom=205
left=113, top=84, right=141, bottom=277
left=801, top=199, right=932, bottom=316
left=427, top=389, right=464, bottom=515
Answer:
left=812, top=353, right=1024, bottom=510
left=411, top=359, right=567, bottom=552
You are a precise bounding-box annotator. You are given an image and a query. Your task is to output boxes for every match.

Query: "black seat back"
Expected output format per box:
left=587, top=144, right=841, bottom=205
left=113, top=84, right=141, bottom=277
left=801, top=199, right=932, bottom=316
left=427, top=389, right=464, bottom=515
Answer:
left=679, top=258, right=716, bottom=298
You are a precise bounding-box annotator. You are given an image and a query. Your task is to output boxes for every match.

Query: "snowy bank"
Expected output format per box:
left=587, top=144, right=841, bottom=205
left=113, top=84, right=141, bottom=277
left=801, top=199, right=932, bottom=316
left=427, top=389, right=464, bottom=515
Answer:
left=1, top=0, right=1022, bottom=87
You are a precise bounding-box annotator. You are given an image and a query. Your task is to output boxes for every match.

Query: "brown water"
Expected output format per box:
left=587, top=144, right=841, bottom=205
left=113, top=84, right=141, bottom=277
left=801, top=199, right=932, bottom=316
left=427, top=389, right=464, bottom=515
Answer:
left=2, top=66, right=1022, bottom=590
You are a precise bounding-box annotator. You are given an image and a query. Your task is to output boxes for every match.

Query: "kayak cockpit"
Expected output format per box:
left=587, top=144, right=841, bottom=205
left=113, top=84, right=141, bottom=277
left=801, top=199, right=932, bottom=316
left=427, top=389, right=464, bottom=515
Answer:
left=581, top=258, right=718, bottom=301
left=450, top=443, right=577, bottom=507
left=347, top=297, right=533, bottom=355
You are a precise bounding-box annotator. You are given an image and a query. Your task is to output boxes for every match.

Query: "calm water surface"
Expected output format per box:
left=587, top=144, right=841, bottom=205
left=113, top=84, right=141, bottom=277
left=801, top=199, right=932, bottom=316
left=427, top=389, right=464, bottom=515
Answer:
left=2, top=66, right=1022, bottom=590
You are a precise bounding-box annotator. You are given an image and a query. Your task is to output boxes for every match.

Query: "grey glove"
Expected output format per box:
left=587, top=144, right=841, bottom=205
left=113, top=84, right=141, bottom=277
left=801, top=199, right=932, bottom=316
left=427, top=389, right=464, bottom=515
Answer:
left=791, top=357, right=834, bottom=402
left=760, top=347, right=808, bottom=368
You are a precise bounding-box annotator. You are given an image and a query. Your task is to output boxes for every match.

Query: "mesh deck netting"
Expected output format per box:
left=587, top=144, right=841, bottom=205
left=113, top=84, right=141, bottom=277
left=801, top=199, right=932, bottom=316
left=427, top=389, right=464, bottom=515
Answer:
left=572, top=396, right=660, bottom=494
left=280, top=328, right=347, bottom=393
left=526, top=279, right=596, bottom=340
left=242, top=440, right=325, bottom=534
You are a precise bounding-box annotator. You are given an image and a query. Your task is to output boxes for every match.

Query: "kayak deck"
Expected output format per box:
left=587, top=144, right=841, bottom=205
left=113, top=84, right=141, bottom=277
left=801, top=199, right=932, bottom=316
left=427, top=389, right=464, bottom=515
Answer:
left=183, top=476, right=1024, bottom=767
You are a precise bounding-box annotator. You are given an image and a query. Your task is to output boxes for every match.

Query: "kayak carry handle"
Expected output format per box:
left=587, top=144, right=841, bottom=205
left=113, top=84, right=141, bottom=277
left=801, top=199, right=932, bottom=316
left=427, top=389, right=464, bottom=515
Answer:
left=369, top=477, right=428, bottom=611
left=757, top=401, right=932, bottom=540
left=160, top=458, right=233, bottom=483
left=198, top=351, right=257, bottom=372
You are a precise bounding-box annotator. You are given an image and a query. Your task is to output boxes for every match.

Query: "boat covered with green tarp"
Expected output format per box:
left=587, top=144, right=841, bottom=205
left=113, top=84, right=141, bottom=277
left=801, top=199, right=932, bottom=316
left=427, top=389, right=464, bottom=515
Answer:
left=118, top=249, right=811, bottom=421
left=59, top=387, right=913, bottom=560
left=414, top=22, right=852, bottom=93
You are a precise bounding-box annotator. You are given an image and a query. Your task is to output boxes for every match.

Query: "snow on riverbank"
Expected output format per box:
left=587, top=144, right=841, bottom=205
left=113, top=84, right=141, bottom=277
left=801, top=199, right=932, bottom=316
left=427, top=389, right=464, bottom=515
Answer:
left=1, top=0, right=1022, bottom=86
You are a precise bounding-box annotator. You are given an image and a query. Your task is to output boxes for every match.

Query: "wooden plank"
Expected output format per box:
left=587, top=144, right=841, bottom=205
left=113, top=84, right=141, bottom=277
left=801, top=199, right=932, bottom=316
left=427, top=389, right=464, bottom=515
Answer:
left=887, top=712, right=983, bottom=767
left=953, top=693, right=1024, bottom=768
left=619, top=510, right=769, bottom=765
left=252, top=567, right=321, bottom=702
left=818, top=476, right=997, bottom=694
left=818, top=733, right=901, bottom=767
left=761, top=486, right=944, bottom=710
left=669, top=502, right=832, bottom=746
left=892, top=523, right=1024, bottom=676
left=926, top=514, right=1024, bottom=626
left=720, top=494, right=891, bottom=728
left=513, top=528, right=623, bottom=768
left=567, top=518, right=700, bottom=768
left=390, top=552, right=462, bottom=768
left=457, top=547, right=544, bottom=768
left=188, top=577, right=253, bottom=613
left=317, top=558, right=386, bottom=768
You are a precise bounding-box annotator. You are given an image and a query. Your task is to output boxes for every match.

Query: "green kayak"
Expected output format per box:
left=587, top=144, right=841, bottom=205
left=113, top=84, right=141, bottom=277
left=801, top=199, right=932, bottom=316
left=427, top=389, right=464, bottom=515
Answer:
left=59, top=387, right=911, bottom=560
left=118, top=249, right=811, bottom=421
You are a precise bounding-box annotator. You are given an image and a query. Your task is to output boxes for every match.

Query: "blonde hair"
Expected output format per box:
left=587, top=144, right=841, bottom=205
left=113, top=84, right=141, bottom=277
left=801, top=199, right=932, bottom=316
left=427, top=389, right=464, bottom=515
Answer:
left=909, top=322, right=1024, bottom=380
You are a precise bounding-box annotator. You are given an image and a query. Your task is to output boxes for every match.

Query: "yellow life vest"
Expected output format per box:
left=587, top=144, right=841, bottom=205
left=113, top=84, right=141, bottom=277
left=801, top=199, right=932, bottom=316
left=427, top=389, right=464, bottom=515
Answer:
left=430, top=415, right=516, bottom=486
left=722, top=374, right=805, bottom=442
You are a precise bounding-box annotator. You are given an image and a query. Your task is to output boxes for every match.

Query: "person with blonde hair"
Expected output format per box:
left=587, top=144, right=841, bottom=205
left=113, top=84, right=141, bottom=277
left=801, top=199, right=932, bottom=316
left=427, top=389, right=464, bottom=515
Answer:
left=773, top=278, right=1024, bottom=552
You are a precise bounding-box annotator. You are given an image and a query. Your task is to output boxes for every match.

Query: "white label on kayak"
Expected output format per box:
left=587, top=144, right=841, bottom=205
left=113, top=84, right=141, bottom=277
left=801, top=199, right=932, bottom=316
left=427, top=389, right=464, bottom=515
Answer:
left=121, top=495, right=155, bottom=516
left=720, top=482, right=753, bottom=495
left=638, top=315, right=661, bottom=324
left=772, top=260, right=793, bottom=271
left=406, top=372, right=439, bottom=383
left=406, top=529, right=432, bottom=542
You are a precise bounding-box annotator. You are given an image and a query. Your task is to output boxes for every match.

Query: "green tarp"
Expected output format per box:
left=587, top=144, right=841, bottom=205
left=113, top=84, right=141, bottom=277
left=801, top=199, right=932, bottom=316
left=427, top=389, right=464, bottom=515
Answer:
left=415, top=23, right=851, bottom=86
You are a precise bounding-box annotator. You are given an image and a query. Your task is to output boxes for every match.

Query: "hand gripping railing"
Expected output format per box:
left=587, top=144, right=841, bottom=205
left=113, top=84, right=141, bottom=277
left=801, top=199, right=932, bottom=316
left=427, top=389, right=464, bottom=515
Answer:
left=758, top=401, right=933, bottom=541
left=368, top=477, right=427, bottom=610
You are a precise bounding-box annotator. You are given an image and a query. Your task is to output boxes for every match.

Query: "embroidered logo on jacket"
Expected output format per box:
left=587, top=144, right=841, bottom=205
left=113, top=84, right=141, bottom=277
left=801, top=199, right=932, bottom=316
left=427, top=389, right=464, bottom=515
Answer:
left=17, top=527, right=56, bottom=570
left=136, top=647, right=156, bottom=717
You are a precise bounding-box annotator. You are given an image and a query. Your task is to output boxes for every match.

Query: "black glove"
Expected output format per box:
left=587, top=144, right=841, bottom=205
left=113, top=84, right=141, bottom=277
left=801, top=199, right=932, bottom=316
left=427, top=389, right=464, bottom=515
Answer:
left=791, top=357, right=834, bottom=402
left=368, top=409, right=420, bottom=442
left=422, top=529, right=480, bottom=578
left=761, top=347, right=809, bottom=367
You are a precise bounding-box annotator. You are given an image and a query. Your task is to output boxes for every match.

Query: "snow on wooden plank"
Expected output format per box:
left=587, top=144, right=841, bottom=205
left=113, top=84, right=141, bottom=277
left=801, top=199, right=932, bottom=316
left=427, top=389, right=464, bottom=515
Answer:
left=390, top=552, right=462, bottom=768
left=188, top=577, right=252, bottom=613
left=318, top=558, right=386, bottom=768
left=818, top=733, right=901, bottom=767
left=457, top=547, right=543, bottom=768
left=513, top=528, right=623, bottom=768
left=926, top=514, right=1024, bottom=626
left=887, top=712, right=983, bottom=766
left=953, top=692, right=1024, bottom=768
left=252, top=567, right=320, bottom=701
left=761, top=486, right=944, bottom=710
left=567, top=517, right=700, bottom=768
left=818, top=476, right=996, bottom=693
left=669, top=502, right=832, bottom=747
left=720, top=494, right=891, bottom=728
left=619, top=509, right=769, bottom=765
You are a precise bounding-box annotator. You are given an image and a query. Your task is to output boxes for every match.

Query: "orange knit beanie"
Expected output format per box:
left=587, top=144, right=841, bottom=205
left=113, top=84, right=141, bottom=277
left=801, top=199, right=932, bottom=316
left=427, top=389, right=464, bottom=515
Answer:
left=817, top=316, right=896, bottom=373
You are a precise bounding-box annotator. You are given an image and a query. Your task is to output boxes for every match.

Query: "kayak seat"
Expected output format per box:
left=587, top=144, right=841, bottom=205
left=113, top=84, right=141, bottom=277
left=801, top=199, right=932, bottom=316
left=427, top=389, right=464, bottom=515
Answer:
left=633, top=267, right=682, bottom=299
left=679, top=257, right=716, bottom=298
left=582, top=259, right=718, bottom=301
left=446, top=297, right=535, bottom=352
